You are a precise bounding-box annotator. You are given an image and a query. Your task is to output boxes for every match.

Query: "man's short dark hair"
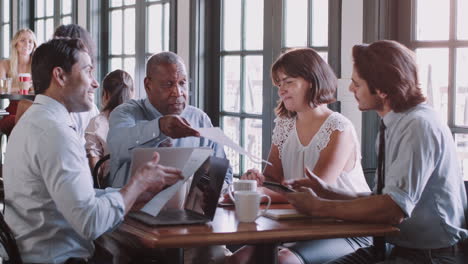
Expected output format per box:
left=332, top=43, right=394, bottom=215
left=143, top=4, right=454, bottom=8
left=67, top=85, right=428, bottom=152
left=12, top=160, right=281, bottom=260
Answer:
left=32, top=38, right=87, bottom=95
left=146, top=51, right=185, bottom=77
left=352, top=40, right=426, bottom=112
left=271, top=48, right=337, bottom=118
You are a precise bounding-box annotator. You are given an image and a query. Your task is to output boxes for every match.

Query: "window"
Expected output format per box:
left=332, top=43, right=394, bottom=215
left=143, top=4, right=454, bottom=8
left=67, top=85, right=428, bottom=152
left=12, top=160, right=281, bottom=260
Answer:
left=0, top=0, right=10, bottom=59
left=104, top=0, right=173, bottom=98
left=219, top=0, right=264, bottom=175
left=34, top=0, right=76, bottom=44
left=213, top=0, right=338, bottom=175
left=399, top=0, right=468, bottom=180
left=283, top=0, right=329, bottom=59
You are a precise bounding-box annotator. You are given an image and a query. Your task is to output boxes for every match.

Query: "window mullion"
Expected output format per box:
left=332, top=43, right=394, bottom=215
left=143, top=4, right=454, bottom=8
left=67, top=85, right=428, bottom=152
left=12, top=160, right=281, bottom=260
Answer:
left=241, top=0, right=246, bottom=50
left=239, top=117, right=245, bottom=173
left=135, top=0, right=145, bottom=99
left=307, top=0, right=312, bottom=47
left=240, top=0, right=246, bottom=172
left=54, top=0, right=60, bottom=29
left=0, top=1, right=4, bottom=58
left=448, top=0, right=456, bottom=127
left=72, top=0, right=77, bottom=24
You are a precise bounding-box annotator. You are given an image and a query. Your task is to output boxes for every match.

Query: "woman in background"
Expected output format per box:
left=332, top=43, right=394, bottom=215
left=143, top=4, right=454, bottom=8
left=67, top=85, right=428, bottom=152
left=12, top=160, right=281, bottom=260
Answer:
left=0, top=29, right=37, bottom=135
left=15, top=24, right=100, bottom=138
left=85, top=70, right=134, bottom=185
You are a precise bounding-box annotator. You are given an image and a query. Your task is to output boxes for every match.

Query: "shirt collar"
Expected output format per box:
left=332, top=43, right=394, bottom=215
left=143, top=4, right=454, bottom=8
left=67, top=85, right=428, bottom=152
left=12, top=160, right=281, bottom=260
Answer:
left=34, top=94, right=75, bottom=129
left=382, top=104, right=425, bottom=129
left=144, top=98, right=163, bottom=118
left=382, top=111, right=399, bottom=129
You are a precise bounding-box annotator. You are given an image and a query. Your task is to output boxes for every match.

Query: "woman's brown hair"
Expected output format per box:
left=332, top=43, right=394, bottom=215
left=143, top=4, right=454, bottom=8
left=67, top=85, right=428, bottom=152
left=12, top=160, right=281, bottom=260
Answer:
left=101, top=70, right=134, bottom=114
left=352, top=40, right=425, bottom=112
left=271, top=48, right=337, bottom=118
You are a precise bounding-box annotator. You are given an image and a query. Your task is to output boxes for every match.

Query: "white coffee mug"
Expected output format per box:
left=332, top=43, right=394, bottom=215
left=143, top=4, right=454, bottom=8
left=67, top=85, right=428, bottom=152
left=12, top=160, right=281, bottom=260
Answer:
left=234, top=191, right=271, bottom=222
left=228, top=180, right=257, bottom=202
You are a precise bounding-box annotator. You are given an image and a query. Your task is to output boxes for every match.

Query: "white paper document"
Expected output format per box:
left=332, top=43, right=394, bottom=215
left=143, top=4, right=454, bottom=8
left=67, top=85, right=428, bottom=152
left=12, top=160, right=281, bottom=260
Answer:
left=129, top=147, right=214, bottom=216
left=197, top=127, right=272, bottom=166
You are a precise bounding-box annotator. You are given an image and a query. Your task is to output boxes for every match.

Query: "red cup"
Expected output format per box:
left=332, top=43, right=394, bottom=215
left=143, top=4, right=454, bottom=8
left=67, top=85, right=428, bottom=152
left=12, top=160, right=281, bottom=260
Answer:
left=19, top=75, right=31, bottom=82
left=18, top=73, right=32, bottom=94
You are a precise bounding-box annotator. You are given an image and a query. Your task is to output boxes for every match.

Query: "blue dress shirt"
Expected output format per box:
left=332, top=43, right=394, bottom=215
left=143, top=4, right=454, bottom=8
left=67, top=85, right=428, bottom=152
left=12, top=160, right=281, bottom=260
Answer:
left=379, top=104, right=468, bottom=248
left=107, top=98, right=232, bottom=187
left=3, top=95, right=125, bottom=263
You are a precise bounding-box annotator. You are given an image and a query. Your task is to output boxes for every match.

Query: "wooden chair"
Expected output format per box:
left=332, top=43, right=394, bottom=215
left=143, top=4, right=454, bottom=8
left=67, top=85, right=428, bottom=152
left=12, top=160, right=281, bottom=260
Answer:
left=460, top=181, right=468, bottom=262
left=92, top=154, right=110, bottom=189
left=0, top=212, right=22, bottom=264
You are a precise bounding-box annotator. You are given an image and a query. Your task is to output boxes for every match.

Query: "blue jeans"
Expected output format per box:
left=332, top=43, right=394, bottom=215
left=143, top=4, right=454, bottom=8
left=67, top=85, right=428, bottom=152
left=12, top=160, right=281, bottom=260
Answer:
left=325, top=245, right=459, bottom=264
left=285, top=237, right=372, bottom=264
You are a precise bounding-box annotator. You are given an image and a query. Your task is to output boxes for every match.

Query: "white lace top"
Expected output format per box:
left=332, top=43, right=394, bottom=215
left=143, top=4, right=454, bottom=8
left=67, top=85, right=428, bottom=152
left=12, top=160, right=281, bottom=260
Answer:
left=272, top=112, right=370, bottom=193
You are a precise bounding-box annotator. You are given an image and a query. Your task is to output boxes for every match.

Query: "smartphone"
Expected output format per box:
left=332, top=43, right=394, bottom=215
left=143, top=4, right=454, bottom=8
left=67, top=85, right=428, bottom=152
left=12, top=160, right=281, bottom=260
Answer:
left=263, top=181, right=296, bottom=193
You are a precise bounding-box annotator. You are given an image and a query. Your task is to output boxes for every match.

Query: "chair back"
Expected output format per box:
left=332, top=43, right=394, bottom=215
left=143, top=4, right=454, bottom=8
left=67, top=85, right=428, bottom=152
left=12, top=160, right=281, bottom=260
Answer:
left=92, top=154, right=110, bottom=188
left=465, top=181, right=468, bottom=228
left=0, top=212, right=23, bottom=264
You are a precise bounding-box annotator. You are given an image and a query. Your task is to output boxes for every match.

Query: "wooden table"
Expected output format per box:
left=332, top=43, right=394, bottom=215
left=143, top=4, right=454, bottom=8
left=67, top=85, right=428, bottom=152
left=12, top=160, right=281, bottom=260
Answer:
left=0, top=94, right=35, bottom=101
left=97, top=204, right=399, bottom=264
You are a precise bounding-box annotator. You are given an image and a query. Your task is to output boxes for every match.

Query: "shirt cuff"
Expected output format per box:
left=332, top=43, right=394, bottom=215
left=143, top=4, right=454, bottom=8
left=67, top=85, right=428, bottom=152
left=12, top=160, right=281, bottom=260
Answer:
left=105, top=191, right=125, bottom=213
left=94, top=187, right=121, bottom=196
left=102, top=191, right=126, bottom=233
left=384, top=185, right=416, bottom=218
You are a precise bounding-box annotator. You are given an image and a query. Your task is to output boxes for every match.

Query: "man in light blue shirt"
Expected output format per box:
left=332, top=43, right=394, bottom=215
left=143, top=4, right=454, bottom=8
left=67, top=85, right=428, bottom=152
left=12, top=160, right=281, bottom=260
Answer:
left=287, top=40, right=467, bottom=263
left=3, top=38, right=183, bottom=263
left=107, top=51, right=232, bottom=187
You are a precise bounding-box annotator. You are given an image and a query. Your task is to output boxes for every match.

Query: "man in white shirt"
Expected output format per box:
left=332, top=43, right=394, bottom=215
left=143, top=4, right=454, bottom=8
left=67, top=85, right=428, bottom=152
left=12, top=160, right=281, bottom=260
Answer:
left=3, top=38, right=183, bottom=263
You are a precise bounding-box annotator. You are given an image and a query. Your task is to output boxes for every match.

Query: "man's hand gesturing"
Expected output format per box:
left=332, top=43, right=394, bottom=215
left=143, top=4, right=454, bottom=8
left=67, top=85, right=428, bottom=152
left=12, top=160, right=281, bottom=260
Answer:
left=135, top=152, right=184, bottom=193
left=159, top=115, right=200, bottom=138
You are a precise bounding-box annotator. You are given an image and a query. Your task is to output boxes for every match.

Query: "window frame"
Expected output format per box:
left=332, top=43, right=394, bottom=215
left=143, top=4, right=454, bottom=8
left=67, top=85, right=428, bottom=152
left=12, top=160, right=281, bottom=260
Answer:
left=98, top=0, right=177, bottom=100
left=0, top=0, right=12, bottom=59
left=397, top=0, right=468, bottom=135
left=31, top=0, right=78, bottom=44
left=191, top=0, right=342, bottom=175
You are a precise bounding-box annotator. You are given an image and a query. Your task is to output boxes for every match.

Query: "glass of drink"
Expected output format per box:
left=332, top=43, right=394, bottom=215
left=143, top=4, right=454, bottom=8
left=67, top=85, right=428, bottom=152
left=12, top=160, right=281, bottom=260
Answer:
left=0, top=78, right=12, bottom=94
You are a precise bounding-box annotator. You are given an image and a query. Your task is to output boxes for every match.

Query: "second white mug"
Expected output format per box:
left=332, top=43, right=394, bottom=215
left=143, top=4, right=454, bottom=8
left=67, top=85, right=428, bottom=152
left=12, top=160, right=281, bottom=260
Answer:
left=228, top=180, right=257, bottom=202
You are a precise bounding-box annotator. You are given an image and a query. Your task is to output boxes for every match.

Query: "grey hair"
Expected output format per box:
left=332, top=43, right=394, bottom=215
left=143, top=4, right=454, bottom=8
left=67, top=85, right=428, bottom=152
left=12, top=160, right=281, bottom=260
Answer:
left=146, top=51, right=185, bottom=77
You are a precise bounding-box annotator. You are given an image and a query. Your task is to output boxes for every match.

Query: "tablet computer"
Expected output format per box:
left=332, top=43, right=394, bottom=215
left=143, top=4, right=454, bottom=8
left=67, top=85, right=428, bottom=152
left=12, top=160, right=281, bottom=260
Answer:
left=263, top=181, right=295, bottom=193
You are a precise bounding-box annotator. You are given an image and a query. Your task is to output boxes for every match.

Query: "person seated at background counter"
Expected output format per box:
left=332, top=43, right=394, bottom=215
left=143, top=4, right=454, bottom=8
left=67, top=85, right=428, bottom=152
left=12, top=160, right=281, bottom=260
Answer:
left=0, top=28, right=37, bottom=136
left=287, top=40, right=468, bottom=264
left=3, top=38, right=184, bottom=264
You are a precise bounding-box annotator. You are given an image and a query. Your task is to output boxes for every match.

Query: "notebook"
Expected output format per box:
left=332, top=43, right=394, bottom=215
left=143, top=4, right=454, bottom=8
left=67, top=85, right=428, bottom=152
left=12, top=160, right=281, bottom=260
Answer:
left=128, top=156, right=229, bottom=226
left=262, top=209, right=310, bottom=220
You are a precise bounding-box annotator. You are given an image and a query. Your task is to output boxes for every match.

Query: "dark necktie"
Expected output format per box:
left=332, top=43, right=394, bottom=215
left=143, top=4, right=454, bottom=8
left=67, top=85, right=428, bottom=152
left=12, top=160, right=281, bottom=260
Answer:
left=377, top=119, right=386, bottom=194
left=374, top=119, right=387, bottom=261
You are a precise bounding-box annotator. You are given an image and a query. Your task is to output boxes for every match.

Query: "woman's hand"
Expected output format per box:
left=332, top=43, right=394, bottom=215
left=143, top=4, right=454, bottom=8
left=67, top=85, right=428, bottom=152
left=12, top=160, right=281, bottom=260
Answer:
left=240, top=168, right=265, bottom=185
left=285, top=167, right=327, bottom=193
left=283, top=178, right=314, bottom=189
